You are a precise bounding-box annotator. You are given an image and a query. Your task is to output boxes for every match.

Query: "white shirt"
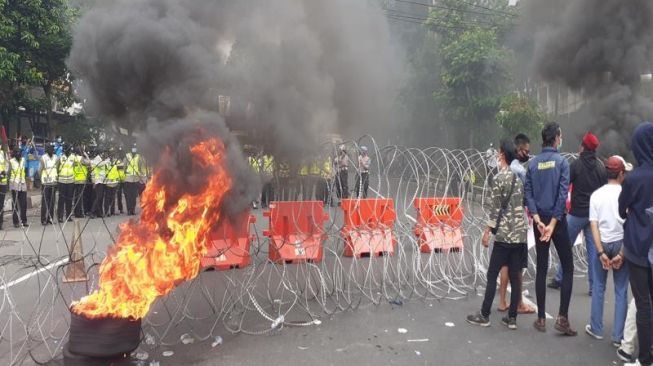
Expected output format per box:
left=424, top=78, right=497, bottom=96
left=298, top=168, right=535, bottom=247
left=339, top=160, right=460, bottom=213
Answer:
left=358, top=155, right=371, bottom=173
left=486, top=148, right=498, bottom=169
left=589, top=184, right=625, bottom=243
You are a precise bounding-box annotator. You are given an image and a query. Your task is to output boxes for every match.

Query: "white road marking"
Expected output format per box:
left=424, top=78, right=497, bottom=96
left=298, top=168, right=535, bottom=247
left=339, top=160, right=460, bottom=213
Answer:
left=0, top=257, right=69, bottom=291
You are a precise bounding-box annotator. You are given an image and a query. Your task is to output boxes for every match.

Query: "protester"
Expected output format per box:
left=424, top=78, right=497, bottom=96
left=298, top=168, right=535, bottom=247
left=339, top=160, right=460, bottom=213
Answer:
left=497, top=133, right=535, bottom=314
left=467, top=140, right=528, bottom=330
left=585, top=155, right=631, bottom=347
left=525, top=122, right=576, bottom=335
left=549, top=132, right=607, bottom=294
left=619, top=122, right=653, bottom=366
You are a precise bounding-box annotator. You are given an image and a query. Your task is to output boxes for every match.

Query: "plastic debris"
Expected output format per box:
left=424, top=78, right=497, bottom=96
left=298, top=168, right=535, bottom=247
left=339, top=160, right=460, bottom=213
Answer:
left=407, top=339, right=429, bottom=342
left=271, top=315, right=285, bottom=330
left=397, top=328, right=408, bottom=334
left=212, top=336, right=223, bottom=348
left=162, top=351, right=174, bottom=357
left=132, top=351, right=149, bottom=360
left=414, top=350, right=421, bottom=356
left=313, top=319, right=322, bottom=325
left=445, top=322, right=455, bottom=327
left=144, top=333, right=156, bottom=345
left=389, top=299, right=403, bottom=306
left=180, top=333, right=195, bottom=345
left=298, top=346, right=309, bottom=350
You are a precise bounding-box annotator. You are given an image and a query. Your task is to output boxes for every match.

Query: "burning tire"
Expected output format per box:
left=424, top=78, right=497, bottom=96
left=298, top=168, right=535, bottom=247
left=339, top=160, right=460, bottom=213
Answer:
left=68, top=312, right=141, bottom=358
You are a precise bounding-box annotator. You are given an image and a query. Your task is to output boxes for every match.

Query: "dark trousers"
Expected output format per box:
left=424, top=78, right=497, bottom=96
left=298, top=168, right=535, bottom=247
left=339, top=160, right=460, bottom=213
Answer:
left=11, top=190, right=27, bottom=225
left=354, top=172, right=369, bottom=198
left=113, top=183, right=124, bottom=214
left=91, top=184, right=106, bottom=217
left=73, top=184, right=85, bottom=218
left=336, top=170, right=349, bottom=199
left=0, top=185, right=7, bottom=228
left=104, top=186, right=116, bottom=216
left=261, top=182, right=274, bottom=208
left=315, top=179, right=330, bottom=205
left=481, top=242, right=524, bottom=318
left=628, top=260, right=653, bottom=365
left=535, top=216, right=574, bottom=318
left=57, top=183, right=74, bottom=221
left=124, top=182, right=139, bottom=215
left=84, top=183, right=93, bottom=215
left=41, top=185, right=56, bottom=224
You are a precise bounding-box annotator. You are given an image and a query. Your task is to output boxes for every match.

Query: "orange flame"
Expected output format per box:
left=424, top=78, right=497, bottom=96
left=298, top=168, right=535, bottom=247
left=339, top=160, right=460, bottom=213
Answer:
left=72, top=137, right=232, bottom=319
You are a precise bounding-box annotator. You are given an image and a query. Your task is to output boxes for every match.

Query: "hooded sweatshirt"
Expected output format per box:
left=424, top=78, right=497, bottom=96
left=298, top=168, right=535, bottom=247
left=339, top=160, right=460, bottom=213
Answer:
left=569, top=151, right=607, bottom=217
left=619, top=122, right=653, bottom=267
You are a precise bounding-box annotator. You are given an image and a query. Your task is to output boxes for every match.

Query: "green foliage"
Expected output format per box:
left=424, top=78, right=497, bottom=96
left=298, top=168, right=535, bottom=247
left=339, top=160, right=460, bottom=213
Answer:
left=496, top=94, right=547, bottom=140
left=424, top=0, right=515, bottom=147
left=0, top=0, right=75, bottom=131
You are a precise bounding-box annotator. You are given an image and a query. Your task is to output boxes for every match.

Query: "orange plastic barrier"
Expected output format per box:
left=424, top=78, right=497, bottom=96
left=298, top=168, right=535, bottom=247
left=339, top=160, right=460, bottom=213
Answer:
left=201, top=212, right=256, bottom=270
left=414, top=197, right=464, bottom=253
left=340, top=198, right=397, bottom=257
left=263, top=201, right=329, bottom=264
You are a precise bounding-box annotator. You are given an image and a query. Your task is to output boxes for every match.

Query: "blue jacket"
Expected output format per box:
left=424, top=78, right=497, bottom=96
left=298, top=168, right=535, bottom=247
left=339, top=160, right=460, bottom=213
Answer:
left=524, top=147, right=569, bottom=220
left=619, top=122, right=653, bottom=267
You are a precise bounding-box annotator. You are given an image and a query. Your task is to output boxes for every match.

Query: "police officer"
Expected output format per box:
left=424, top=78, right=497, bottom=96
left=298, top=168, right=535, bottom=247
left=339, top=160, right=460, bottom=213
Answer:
left=39, top=144, right=58, bottom=225
left=124, top=144, right=144, bottom=216
left=113, top=147, right=126, bottom=215
left=354, top=146, right=371, bottom=198
left=9, top=149, right=27, bottom=227
left=89, top=148, right=108, bottom=218
left=57, top=145, right=75, bottom=222
left=104, top=148, right=120, bottom=217
left=335, top=145, right=349, bottom=200
left=72, top=146, right=89, bottom=218
left=0, top=148, right=9, bottom=230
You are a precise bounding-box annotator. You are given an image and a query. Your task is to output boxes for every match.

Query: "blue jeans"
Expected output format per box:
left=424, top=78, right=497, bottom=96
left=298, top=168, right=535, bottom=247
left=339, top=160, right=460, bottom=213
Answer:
left=589, top=240, right=629, bottom=342
left=554, top=215, right=596, bottom=289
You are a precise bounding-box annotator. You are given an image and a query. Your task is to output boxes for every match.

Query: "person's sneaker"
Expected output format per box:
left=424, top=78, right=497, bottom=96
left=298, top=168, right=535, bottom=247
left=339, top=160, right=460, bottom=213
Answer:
left=466, top=312, right=490, bottom=327
left=501, top=316, right=517, bottom=330
left=584, top=324, right=603, bottom=340
left=612, top=340, right=622, bottom=348
left=547, top=280, right=561, bottom=289
left=533, top=318, right=546, bottom=332
left=555, top=316, right=578, bottom=336
left=624, top=360, right=642, bottom=366
left=617, top=348, right=633, bottom=362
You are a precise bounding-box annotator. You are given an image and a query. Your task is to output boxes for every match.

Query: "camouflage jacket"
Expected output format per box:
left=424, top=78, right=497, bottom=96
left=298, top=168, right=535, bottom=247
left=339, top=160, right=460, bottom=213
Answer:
left=487, top=166, right=528, bottom=244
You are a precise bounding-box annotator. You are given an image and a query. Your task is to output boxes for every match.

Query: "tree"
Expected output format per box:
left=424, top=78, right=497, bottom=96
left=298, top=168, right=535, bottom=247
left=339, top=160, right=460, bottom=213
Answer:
left=425, top=0, right=516, bottom=148
left=496, top=94, right=547, bottom=140
left=0, top=0, right=75, bottom=138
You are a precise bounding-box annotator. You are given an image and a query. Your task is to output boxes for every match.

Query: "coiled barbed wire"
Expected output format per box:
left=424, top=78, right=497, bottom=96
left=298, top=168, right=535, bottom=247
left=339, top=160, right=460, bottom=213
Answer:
left=0, top=138, right=585, bottom=365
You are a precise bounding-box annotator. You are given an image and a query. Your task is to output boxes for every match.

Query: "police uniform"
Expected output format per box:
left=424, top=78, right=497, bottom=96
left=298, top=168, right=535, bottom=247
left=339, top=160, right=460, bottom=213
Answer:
left=124, top=151, right=144, bottom=215
left=0, top=152, right=9, bottom=229
left=114, top=157, right=126, bottom=214
left=56, top=152, right=75, bottom=222
left=40, top=153, right=58, bottom=224
left=90, top=154, right=108, bottom=218
left=9, top=155, right=27, bottom=227
left=72, top=153, right=89, bottom=218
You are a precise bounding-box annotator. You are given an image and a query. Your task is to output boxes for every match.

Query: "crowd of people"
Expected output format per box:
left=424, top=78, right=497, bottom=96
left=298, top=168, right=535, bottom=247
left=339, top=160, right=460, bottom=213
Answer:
left=467, top=121, right=653, bottom=366
left=247, top=144, right=372, bottom=208
left=0, top=137, right=149, bottom=229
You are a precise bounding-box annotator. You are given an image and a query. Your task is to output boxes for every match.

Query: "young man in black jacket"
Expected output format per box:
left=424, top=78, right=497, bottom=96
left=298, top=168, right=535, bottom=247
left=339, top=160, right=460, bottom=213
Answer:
left=619, top=122, right=653, bottom=366
left=549, top=132, right=607, bottom=294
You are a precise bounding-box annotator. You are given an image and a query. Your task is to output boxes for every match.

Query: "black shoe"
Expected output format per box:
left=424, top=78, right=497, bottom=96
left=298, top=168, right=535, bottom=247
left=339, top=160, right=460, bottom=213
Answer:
left=501, top=316, right=517, bottom=330
left=13, top=223, right=19, bottom=228
left=547, top=280, right=561, bottom=289
left=41, top=221, right=48, bottom=226
left=617, top=347, right=633, bottom=362
left=466, top=312, right=490, bottom=327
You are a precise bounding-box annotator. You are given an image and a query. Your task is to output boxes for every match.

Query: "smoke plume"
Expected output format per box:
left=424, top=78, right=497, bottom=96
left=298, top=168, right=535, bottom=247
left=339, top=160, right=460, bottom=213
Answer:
left=67, top=0, right=404, bottom=177
left=533, top=0, right=653, bottom=155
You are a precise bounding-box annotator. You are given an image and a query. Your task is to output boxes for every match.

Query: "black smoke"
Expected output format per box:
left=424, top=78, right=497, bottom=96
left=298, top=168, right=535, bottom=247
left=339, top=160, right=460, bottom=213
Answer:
left=533, top=0, right=653, bottom=155
left=67, top=0, right=404, bottom=212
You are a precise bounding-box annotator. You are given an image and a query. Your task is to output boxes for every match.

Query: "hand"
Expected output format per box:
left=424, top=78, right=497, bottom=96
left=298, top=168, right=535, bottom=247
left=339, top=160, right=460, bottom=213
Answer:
left=539, top=224, right=554, bottom=242
left=481, top=230, right=490, bottom=248
left=600, top=253, right=611, bottom=270
left=611, top=254, right=623, bottom=270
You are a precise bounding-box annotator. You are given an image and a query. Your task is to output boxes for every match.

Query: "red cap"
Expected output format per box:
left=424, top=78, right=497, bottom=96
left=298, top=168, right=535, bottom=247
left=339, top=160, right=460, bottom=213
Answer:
left=605, top=155, right=633, bottom=173
left=582, top=132, right=600, bottom=151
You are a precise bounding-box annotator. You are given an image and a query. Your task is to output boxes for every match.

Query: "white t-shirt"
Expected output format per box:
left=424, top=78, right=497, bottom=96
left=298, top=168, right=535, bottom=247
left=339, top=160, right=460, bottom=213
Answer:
left=589, top=184, right=625, bottom=243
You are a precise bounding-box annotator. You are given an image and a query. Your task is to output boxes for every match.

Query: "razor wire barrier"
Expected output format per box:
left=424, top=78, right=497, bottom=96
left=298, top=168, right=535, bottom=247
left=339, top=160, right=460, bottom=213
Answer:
left=0, top=137, right=584, bottom=365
